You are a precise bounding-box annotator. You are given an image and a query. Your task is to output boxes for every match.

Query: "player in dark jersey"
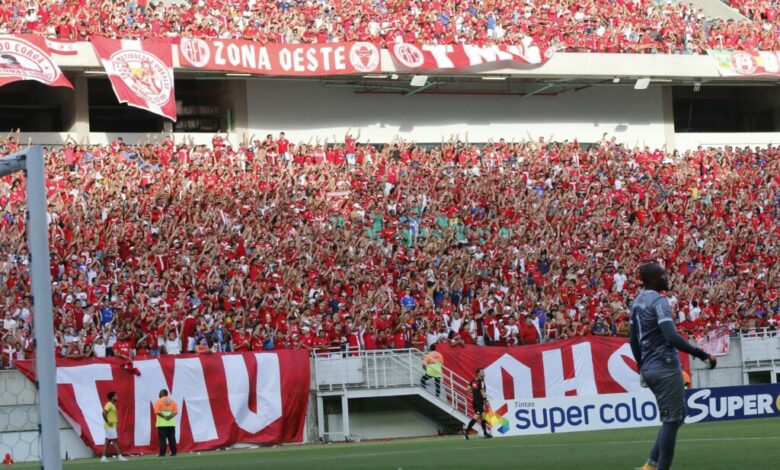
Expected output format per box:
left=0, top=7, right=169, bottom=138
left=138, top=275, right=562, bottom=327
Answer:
left=463, top=368, right=492, bottom=439
left=630, top=263, right=716, bottom=470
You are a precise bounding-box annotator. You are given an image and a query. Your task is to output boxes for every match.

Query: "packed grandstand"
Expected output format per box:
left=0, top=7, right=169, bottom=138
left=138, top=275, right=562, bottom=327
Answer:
left=0, top=0, right=778, bottom=53
left=1, top=130, right=778, bottom=366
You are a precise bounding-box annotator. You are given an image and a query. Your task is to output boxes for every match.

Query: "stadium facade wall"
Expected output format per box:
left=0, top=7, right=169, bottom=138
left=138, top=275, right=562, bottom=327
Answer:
left=15, top=76, right=780, bottom=152
left=324, top=397, right=440, bottom=440
left=690, top=338, right=744, bottom=389
left=0, top=369, right=92, bottom=462
left=246, top=80, right=669, bottom=148
left=674, top=132, right=780, bottom=150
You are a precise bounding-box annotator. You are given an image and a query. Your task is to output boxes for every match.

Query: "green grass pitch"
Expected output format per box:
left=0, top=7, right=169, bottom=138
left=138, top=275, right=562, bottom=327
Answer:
left=15, top=418, right=780, bottom=469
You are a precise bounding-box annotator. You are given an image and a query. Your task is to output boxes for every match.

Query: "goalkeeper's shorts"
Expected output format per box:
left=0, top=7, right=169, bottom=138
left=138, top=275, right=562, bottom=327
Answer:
left=641, top=367, right=686, bottom=423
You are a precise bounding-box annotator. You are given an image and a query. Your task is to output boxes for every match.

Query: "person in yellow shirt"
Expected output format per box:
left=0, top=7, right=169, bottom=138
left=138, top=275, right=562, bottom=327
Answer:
left=101, top=391, right=127, bottom=462
left=154, top=389, right=178, bottom=457
left=421, top=343, right=444, bottom=397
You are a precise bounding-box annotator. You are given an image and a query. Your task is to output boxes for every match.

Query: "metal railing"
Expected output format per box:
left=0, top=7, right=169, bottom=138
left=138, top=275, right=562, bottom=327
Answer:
left=739, top=328, right=780, bottom=339
left=739, top=328, right=780, bottom=367
left=313, top=348, right=472, bottom=418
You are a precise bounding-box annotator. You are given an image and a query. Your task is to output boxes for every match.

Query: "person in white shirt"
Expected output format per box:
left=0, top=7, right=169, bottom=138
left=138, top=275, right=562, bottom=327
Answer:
left=164, top=329, right=181, bottom=355
left=689, top=300, right=702, bottom=321
left=93, top=336, right=107, bottom=357
left=82, top=310, right=95, bottom=329
left=613, top=267, right=628, bottom=293
left=503, top=316, right=520, bottom=345
left=63, top=327, right=79, bottom=345
left=425, top=328, right=440, bottom=348
left=12, top=303, right=30, bottom=324
left=3, top=313, right=17, bottom=331
left=446, top=311, right=463, bottom=333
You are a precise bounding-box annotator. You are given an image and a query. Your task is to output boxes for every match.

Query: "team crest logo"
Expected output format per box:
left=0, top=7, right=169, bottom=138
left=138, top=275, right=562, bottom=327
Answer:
left=731, top=52, right=757, bottom=75
left=393, top=43, right=425, bottom=68
left=111, top=50, right=173, bottom=106
left=349, top=42, right=380, bottom=72
left=179, top=38, right=211, bottom=68
left=0, top=37, right=60, bottom=83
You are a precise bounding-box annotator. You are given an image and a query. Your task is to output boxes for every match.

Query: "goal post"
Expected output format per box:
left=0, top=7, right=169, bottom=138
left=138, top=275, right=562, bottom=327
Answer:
left=0, top=146, right=62, bottom=470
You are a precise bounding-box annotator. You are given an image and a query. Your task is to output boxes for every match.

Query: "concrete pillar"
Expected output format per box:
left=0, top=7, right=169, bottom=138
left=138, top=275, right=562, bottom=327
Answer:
left=661, top=86, right=676, bottom=150
left=771, top=89, right=780, bottom=132
left=340, top=394, right=350, bottom=441
left=70, top=74, right=90, bottom=142
left=317, top=396, right=325, bottom=442
left=225, top=80, right=249, bottom=141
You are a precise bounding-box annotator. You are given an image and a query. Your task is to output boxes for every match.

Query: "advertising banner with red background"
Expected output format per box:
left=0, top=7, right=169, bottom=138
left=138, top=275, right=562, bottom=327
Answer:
left=17, top=350, right=310, bottom=455
left=0, top=35, right=72, bottom=88
left=178, top=38, right=381, bottom=76
left=438, top=337, right=689, bottom=403
left=388, top=43, right=554, bottom=70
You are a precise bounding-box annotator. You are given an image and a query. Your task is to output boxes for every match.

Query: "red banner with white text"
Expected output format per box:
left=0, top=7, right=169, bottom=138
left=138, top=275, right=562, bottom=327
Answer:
left=0, top=35, right=73, bottom=88
left=178, top=38, right=381, bottom=76
left=91, top=37, right=177, bottom=121
left=17, top=350, right=310, bottom=455
left=438, top=337, right=689, bottom=404
left=388, top=43, right=554, bottom=70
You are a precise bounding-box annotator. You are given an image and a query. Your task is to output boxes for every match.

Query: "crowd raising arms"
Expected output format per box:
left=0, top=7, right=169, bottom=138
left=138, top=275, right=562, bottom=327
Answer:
left=0, top=129, right=778, bottom=367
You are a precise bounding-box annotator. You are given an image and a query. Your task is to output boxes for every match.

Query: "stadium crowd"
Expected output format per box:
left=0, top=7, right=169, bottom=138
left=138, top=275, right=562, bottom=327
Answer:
left=0, top=0, right=778, bottom=54
left=727, top=0, right=778, bottom=23
left=0, top=130, right=779, bottom=368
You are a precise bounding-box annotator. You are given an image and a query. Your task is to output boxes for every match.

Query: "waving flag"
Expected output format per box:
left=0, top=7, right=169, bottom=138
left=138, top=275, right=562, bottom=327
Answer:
left=91, top=37, right=176, bottom=121
left=0, top=35, right=72, bottom=88
left=44, top=38, right=79, bottom=56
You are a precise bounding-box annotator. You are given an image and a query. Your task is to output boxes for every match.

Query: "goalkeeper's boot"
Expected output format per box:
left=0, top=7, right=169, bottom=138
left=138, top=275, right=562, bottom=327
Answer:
left=633, top=464, right=657, bottom=470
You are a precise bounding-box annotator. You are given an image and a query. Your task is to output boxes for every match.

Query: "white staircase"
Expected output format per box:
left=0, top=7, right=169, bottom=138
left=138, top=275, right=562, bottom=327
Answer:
left=313, top=349, right=472, bottom=441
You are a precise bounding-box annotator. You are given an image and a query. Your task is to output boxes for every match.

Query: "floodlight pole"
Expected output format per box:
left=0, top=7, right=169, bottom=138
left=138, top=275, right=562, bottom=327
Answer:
left=0, top=147, right=62, bottom=470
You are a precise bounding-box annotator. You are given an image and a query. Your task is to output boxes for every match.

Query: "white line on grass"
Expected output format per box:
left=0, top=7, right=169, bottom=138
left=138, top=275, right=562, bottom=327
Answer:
left=497, top=436, right=780, bottom=449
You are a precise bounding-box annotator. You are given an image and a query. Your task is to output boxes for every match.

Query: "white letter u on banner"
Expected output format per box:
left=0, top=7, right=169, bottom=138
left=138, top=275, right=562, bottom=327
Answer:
left=222, top=353, right=283, bottom=433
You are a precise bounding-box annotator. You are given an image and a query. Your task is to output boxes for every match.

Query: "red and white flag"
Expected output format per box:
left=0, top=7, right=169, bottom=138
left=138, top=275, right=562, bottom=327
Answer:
left=91, top=37, right=176, bottom=121
left=696, top=326, right=731, bottom=357
left=0, top=35, right=73, bottom=88
left=45, top=37, right=79, bottom=56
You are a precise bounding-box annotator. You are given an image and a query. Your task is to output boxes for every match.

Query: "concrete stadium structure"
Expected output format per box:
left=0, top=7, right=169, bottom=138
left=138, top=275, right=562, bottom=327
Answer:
left=4, top=45, right=779, bottom=151
left=2, top=332, right=780, bottom=462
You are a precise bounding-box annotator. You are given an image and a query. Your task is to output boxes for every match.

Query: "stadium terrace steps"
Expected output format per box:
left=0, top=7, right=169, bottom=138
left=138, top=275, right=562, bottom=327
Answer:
left=313, top=349, right=472, bottom=441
